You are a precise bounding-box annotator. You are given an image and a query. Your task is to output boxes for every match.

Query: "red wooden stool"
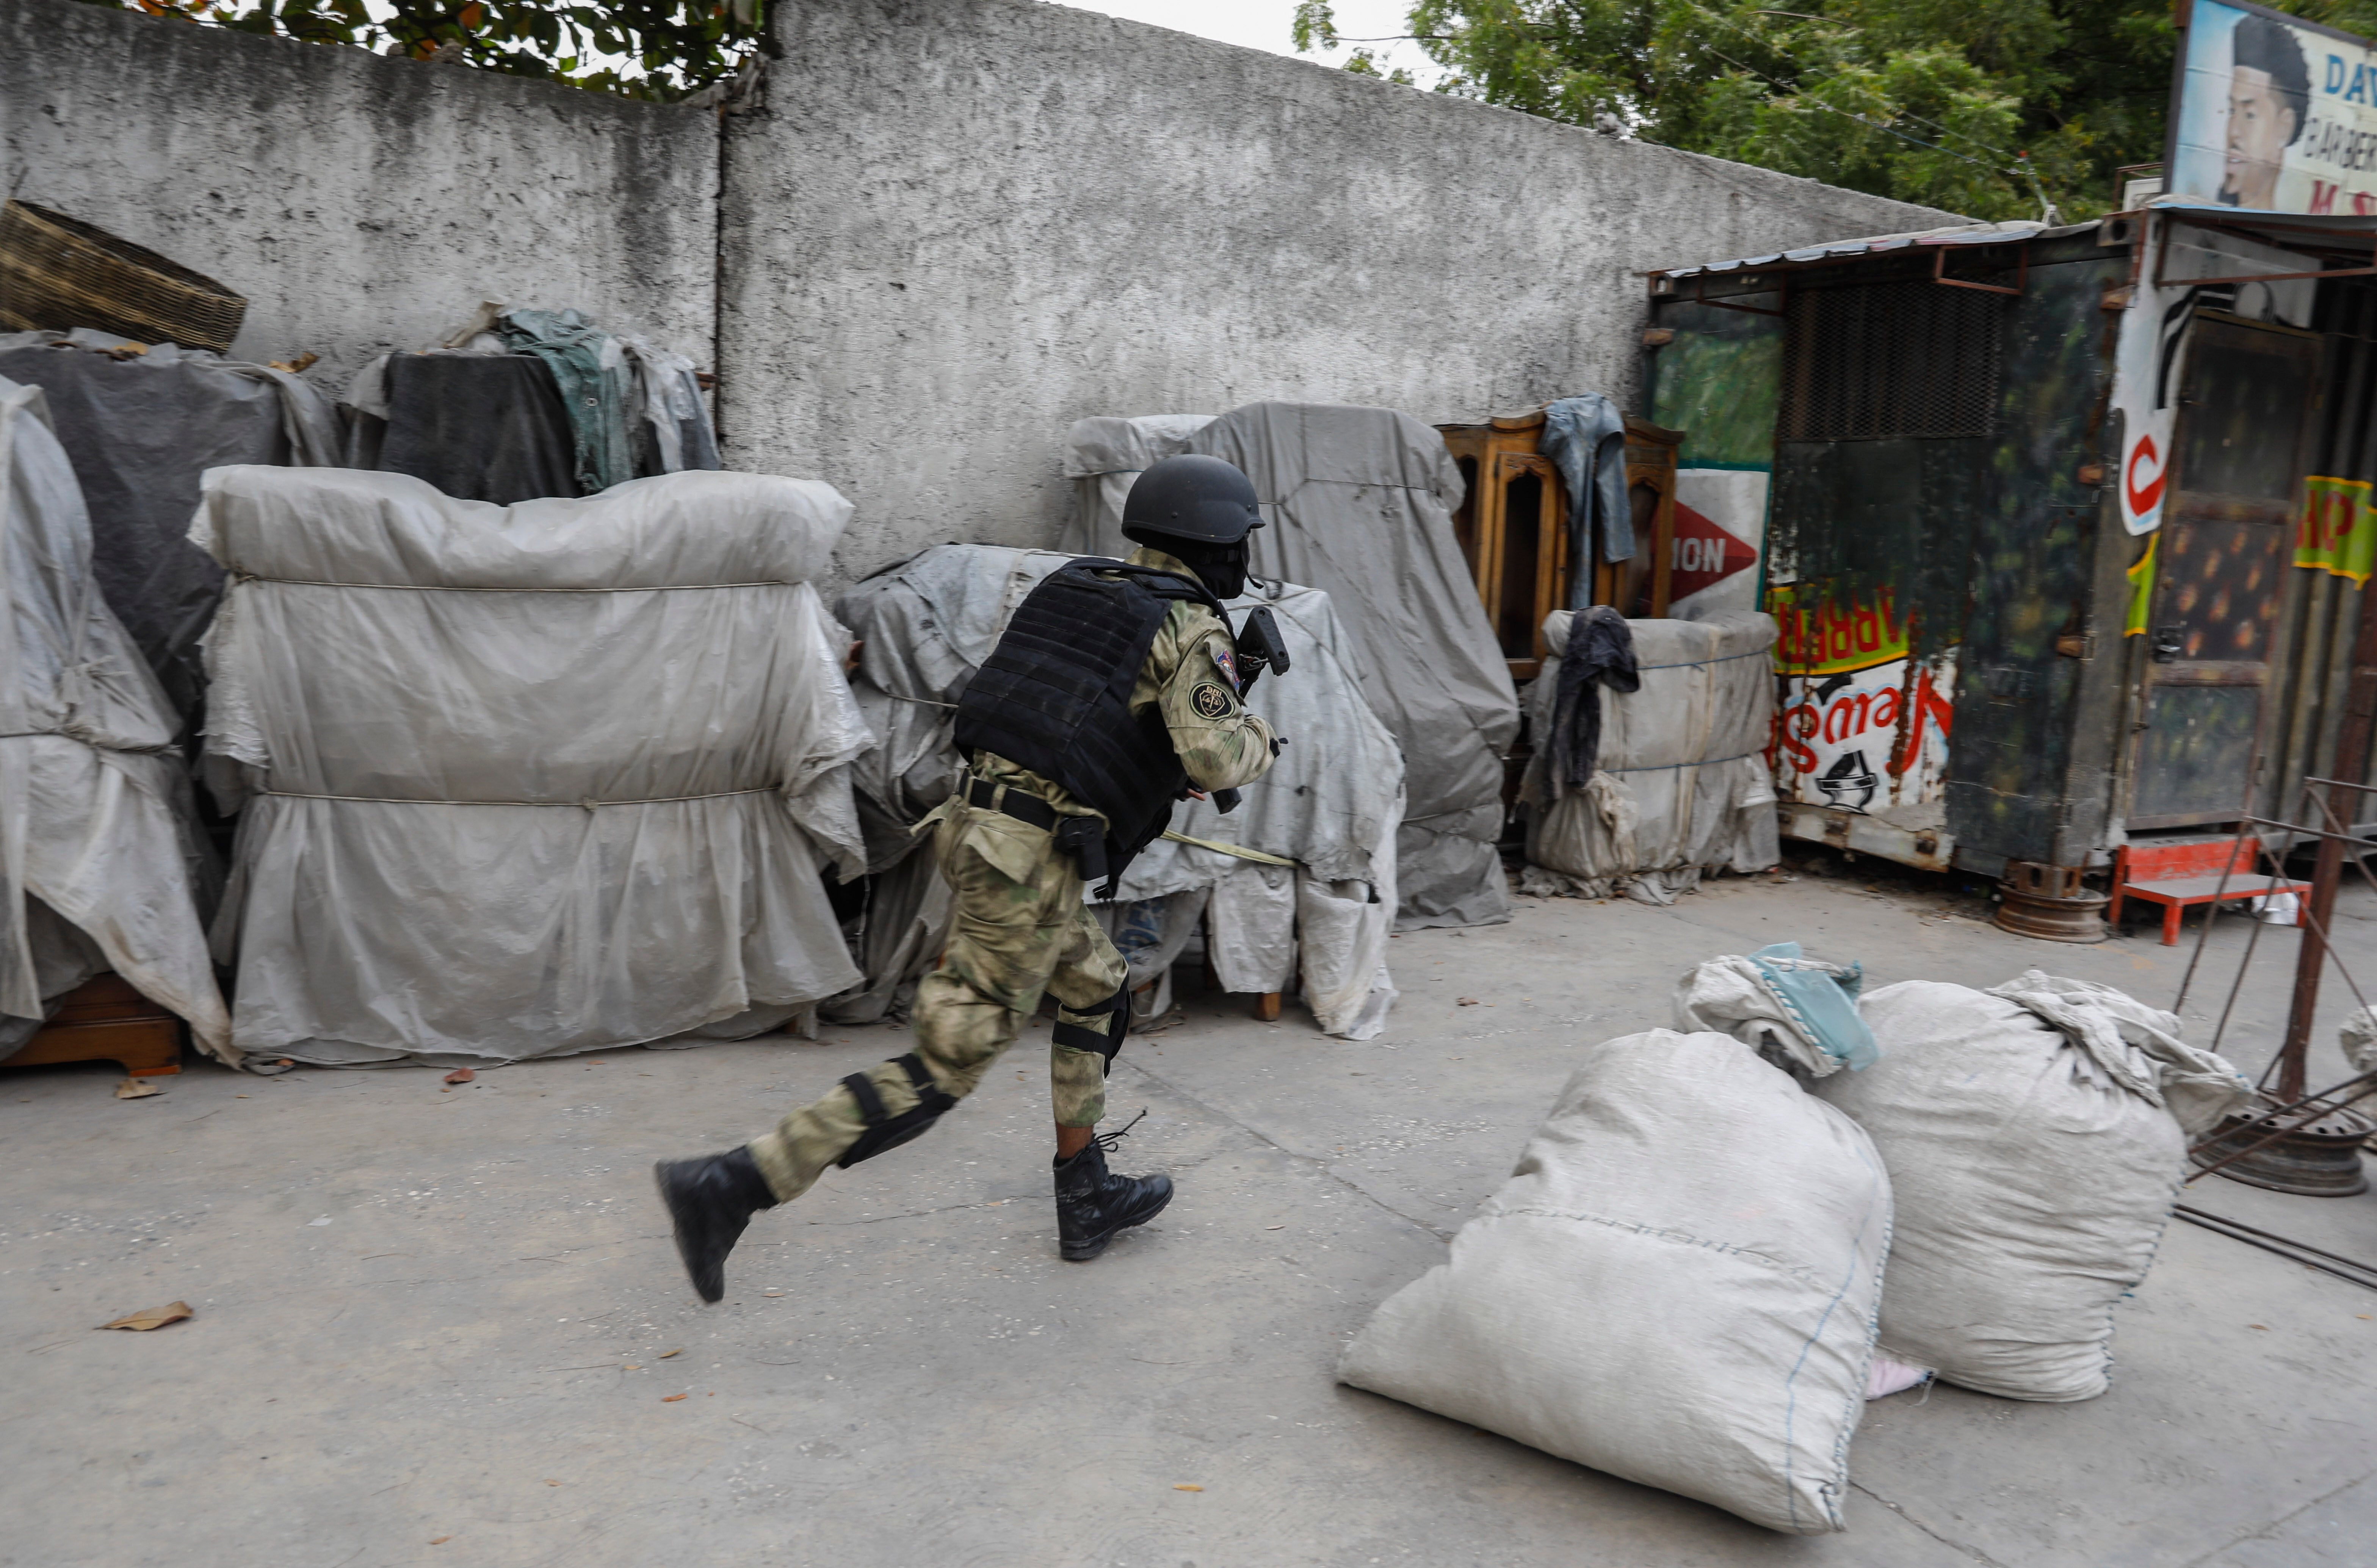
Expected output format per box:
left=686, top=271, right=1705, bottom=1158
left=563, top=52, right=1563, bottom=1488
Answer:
left=2108, top=837, right=2309, bottom=946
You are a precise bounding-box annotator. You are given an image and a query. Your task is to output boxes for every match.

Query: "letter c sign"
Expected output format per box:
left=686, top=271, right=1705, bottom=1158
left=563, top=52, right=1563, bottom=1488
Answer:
left=2126, top=434, right=2166, bottom=526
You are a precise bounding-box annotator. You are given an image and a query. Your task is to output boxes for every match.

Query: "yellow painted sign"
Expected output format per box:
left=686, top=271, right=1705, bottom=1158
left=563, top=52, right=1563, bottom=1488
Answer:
left=1768, top=582, right=1910, bottom=674
left=2298, top=475, right=2377, bottom=585
left=2125, top=532, right=2158, bottom=637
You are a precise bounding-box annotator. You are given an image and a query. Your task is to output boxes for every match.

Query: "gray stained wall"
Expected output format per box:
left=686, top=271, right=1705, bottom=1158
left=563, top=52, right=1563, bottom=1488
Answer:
left=724, top=0, right=1952, bottom=578
left=9, top=0, right=1946, bottom=578
left=0, top=0, right=716, bottom=385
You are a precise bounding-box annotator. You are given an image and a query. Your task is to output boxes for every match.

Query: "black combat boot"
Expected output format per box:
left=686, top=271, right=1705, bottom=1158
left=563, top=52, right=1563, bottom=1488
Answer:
left=653, top=1147, right=778, bottom=1303
left=1053, top=1116, right=1173, bottom=1262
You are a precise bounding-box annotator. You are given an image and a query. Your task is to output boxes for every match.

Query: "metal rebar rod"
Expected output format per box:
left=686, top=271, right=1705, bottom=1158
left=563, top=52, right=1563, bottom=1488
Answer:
left=2210, top=840, right=2278, bottom=1063
left=2172, top=1204, right=2377, bottom=1272
left=2176, top=821, right=2262, bottom=1017
left=2173, top=1208, right=2377, bottom=1292
left=2302, top=775, right=2377, bottom=795
left=2237, top=812, right=2377, bottom=845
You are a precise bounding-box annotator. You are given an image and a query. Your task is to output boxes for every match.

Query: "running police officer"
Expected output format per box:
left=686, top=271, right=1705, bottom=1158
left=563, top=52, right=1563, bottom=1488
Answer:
left=653, top=454, right=1280, bottom=1302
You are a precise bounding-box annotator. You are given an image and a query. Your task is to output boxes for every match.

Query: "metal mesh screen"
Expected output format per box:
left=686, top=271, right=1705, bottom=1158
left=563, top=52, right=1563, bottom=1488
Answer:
left=1780, top=279, right=2004, bottom=440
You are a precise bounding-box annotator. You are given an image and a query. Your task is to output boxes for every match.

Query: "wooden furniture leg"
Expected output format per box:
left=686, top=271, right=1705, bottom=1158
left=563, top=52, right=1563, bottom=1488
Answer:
left=2163, top=901, right=2183, bottom=947
left=2, top=974, right=183, bottom=1077
left=1252, top=992, right=1282, bottom=1022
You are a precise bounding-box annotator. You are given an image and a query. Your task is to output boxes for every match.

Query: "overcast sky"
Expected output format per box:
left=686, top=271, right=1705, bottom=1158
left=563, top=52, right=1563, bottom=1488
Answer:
left=1053, top=0, right=1444, bottom=85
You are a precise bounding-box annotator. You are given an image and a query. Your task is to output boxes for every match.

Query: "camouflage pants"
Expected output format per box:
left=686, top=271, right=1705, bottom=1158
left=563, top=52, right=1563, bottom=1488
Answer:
left=746, top=791, right=1130, bottom=1205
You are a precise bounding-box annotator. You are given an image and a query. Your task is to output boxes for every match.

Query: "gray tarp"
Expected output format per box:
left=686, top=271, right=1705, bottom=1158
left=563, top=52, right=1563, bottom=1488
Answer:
left=1522, top=609, right=1781, bottom=903
left=1058, top=415, right=1214, bottom=556
left=828, top=543, right=1404, bottom=1036
left=0, top=331, right=340, bottom=720
left=197, top=467, right=870, bottom=1067
left=1190, top=403, right=1516, bottom=929
left=0, top=377, right=231, bottom=1060
left=1061, top=404, right=1518, bottom=929
left=343, top=305, right=721, bottom=504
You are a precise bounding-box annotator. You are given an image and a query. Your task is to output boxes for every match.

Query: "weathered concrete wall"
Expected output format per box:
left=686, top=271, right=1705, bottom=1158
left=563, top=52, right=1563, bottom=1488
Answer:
left=721, top=0, right=1954, bottom=577
left=1, top=0, right=716, bottom=385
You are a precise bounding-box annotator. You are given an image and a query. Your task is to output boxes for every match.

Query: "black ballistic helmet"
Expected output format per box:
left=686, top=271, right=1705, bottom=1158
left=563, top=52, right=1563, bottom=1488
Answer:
left=1121, top=454, right=1263, bottom=547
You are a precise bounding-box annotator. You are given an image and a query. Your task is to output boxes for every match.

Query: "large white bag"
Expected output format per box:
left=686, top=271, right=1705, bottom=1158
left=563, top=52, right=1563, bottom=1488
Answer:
left=1814, top=973, right=2250, bottom=1402
left=1338, top=1029, right=1891, bottom=1534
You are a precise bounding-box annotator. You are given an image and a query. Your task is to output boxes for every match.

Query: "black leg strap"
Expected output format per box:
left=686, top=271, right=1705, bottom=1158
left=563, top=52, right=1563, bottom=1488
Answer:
left=1052, top=985, right=1133, bottom=1071
left=835, top=1053, right=959, bottom=1169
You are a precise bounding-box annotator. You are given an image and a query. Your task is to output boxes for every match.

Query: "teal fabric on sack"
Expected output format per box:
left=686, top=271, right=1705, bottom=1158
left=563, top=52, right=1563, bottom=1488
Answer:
left=497, top=308, right=638, bottom=495
left=1750, top=941, right=1878, bottom=1070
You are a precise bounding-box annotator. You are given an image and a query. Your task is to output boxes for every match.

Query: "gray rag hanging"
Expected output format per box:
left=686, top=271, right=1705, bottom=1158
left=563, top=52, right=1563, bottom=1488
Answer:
left=1551, top=605, right=1639, bottom=787
left=496, top=307, right=639, bottom=495
left=1542, top=394, right=1631, bottom=600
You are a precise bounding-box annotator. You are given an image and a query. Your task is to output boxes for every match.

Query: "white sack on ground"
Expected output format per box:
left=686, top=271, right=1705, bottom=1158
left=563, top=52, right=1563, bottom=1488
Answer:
left=1183, top=403, right=1518, bottom=930
left=1814, top=973, right=2252, bottom=1402
left=0, top=377, right=231, bottom=1061
left=197, top=468, right=870, bottom=1066
left=1339, top=1029, right=1890, bottom=1535
left=1523, top=609, right=1779, bottom=903
left=833, top=544, right=1402, bottom=1038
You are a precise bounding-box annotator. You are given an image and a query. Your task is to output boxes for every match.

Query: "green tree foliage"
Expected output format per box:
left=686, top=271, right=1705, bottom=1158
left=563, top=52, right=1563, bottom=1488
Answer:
left=1293, top=0, right=2377, bottom=219
left=80, top=0, right=764, bottom=102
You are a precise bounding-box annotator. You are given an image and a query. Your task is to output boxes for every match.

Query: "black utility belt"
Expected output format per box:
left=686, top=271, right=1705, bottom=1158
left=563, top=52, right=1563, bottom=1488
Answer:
left=962, top=775, right=1113, bottom=890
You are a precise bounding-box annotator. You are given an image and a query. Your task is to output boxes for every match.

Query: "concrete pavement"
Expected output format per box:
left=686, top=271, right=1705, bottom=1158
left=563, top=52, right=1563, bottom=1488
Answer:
left=4, top=862, right=2372, bottom=1566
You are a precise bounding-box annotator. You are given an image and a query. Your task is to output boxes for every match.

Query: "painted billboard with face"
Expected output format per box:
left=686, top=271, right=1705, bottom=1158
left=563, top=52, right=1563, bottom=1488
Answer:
left=2170, top=0, right=2377, bottom=214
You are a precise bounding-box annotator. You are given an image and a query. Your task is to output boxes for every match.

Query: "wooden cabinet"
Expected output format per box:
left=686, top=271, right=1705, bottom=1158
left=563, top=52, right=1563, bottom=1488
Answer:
left=1440, top=412, right=1567, bottom=681
left=1440, top=410, right=1687, bottom=680
left=1, top=973, right=182, bottom=1077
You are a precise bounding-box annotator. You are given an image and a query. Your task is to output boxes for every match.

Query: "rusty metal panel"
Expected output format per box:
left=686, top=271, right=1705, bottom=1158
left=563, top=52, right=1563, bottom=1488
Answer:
left=2259, top=277, right=2377, bottom=829
left=1944, top=254, right=2126, bottom=865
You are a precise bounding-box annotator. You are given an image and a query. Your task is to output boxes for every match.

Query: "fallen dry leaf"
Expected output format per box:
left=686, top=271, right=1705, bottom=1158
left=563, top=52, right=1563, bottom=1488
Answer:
left=443, top=1067, right=475, bottom=1085
left=97, top=1301, right=193, bottom=1331
left=662, top=1393, right=688, bottom=1403
left=2250, top=1324, right=2269, bottom=1330
left=1174, top=1483, right=1204, bottom=1492
left=658, top=1347, right=682, bottom=1358
left=1456, top=996, right=1479, bottom=1007
left=430, top=1537, right=451, bottom=1546
left=544, top=1479, right=563, bottom=1487
left=1264, top=1224, right=1285, bottom=1231
left=623, top=1364, right=641, bottom=1371
left=115, top=1078, right=160, bottom=1100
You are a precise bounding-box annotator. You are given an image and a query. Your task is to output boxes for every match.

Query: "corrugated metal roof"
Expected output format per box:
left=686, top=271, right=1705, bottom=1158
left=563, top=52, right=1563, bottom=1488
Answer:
left=1649, top=202, right=2377, bottom=284
left=1649, top=220, right=2059, bottom=282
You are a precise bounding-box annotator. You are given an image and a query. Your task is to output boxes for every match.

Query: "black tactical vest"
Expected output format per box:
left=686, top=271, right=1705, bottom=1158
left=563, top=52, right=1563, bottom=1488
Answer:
left=954, top=559, right=1224, bottom=874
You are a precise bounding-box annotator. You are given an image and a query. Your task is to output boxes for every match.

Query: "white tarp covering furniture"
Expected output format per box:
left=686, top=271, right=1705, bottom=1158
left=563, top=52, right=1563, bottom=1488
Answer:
left=829, top=543, right=1402, bottom=1037
left=1522, top=608, right=1781, bottom=903
left=1338, top=1028, right=1891, bottom=1534
left=196, top=467, right=870, bottom=1066
left=1062, top=402, right=1518, bottom=930
left=0, top=376, right=230, bottom=1062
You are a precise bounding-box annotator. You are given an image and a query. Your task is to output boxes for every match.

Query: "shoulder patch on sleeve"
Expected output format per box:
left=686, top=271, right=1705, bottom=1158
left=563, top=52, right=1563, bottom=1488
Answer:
left=1211, top=646, right=1240, bottom=690
left=1190, top=681, right=1237, bottom=721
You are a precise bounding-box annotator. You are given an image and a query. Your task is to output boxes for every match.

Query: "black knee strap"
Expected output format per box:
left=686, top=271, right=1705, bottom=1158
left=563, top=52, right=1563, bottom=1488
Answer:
left=1051, top=985, right=1132, bottom=1072
left=835, top=1053, right=959, bottom=1169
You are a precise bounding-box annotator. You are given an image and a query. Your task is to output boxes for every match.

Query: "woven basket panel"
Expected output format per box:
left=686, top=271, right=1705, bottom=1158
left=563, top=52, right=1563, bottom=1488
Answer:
left=0, top=201, right=246, bottom=354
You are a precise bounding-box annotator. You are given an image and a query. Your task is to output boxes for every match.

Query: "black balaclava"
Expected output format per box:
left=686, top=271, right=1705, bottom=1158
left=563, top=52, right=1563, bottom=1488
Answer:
left=1166, top=538, right=1250, bottom=601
